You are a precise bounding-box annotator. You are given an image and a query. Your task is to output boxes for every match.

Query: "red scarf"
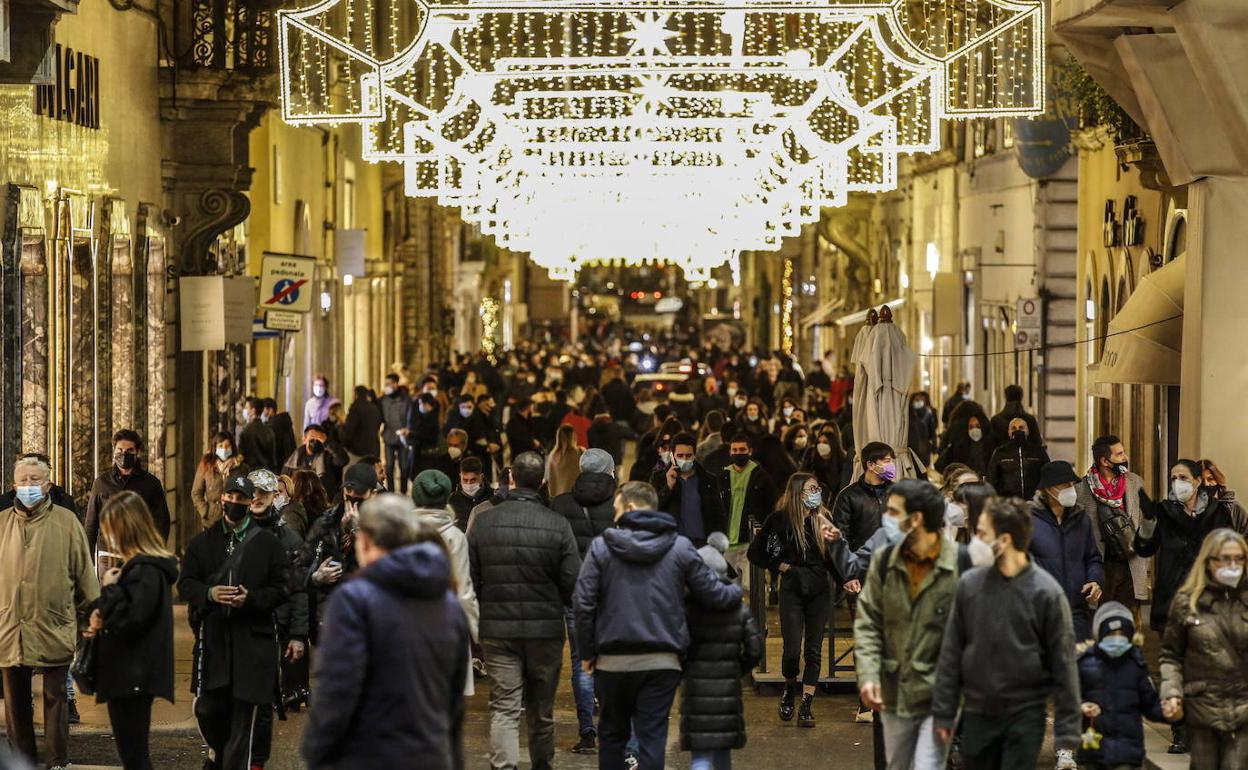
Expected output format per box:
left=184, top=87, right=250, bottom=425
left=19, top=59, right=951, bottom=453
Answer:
left=1087, top=466, right=1126, bottom=508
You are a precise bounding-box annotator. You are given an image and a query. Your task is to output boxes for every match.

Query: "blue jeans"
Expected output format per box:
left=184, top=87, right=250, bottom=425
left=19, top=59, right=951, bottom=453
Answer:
left=564, top=609, right=596, bottom=737
left=691, top=749, right=732, bottom=770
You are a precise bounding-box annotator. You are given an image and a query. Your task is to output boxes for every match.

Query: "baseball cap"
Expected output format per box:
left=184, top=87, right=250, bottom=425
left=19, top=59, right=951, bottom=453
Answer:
left=247, top=469, right=280, bottom=493
left=343, top=462, right=378, bottom=494
left=224, top=475, right=255, bottom=498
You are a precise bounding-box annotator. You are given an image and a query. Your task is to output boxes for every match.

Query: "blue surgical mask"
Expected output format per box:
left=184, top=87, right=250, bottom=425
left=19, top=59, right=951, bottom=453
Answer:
left=1097, top=636, right=1133, bottom=658
left=880, top=514, right=903, bottom=543
left=16, top=485, right=45, bottom=508
left=802, top=491, right=822, bottom=509
left=676, top=459, right=695, bottom=473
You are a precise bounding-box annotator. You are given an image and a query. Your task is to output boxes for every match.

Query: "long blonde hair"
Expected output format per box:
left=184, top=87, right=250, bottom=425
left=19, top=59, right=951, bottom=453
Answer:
left=99, top=491, right=175, bottom=561
left=553, top=424, right=578, bottom=457
left=776, top=472, right=830, bottom=558
left=1179, top=528, right=1247, bottom=614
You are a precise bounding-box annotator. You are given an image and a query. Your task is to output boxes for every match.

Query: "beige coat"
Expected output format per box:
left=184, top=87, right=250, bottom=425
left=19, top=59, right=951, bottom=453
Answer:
left=191, top=456, right=247, bottom=530
left=0, top=500, right=100, bottom=667
left=1076, top=471, right=1149, bottom=601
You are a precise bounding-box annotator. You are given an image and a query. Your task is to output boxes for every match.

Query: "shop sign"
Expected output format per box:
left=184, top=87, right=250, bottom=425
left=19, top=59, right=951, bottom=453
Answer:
left=33, top=44, right=101, bottom=129
left=260, top=252, right=316, bottom=313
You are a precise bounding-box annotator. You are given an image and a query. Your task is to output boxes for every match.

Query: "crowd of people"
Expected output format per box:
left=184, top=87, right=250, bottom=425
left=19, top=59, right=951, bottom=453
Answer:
left=0, top=339, right=1246, bottom=770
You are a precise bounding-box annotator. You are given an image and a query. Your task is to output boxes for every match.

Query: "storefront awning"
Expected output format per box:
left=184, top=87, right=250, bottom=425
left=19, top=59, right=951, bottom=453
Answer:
left=1088, top=254, right=1185, bottom=390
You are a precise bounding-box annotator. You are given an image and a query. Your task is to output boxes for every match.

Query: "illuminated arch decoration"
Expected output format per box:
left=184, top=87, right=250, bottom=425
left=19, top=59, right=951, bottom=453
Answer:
left=279, top=0, right=1044, bottom=276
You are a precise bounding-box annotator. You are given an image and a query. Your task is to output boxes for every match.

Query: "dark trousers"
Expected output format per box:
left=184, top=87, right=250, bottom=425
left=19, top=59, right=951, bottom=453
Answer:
left=251, top=704, right=275, bottom=766
left=194, top=687, right=261, bottom=770
left=595, top=669, right=681, bottom=770
left=385, top=442, right=409, bottom=493
left=779, top=581, right=830, bottom=686
left=2, top=664, right=69, bottom=767
left=107, top=695, right=154, bottom=770
left=961, top=704, right=1047, bottom=770
left=1102, top=560, right=1138, bottom=617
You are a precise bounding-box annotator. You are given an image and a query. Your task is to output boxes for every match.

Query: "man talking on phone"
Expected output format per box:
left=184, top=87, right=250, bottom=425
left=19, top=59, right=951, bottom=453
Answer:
left=179, top=474, right=291, bottom=770
left=297, top=462, right=379, bottom=636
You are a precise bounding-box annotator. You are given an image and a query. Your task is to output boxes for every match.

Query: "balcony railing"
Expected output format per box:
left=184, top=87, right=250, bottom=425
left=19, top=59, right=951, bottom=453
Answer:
left=178, top=0, right=273, bottom=73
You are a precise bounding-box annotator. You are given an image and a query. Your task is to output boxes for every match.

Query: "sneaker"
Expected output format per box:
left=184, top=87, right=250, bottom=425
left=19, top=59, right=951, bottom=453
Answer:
left=1054, top=748, right=1076, bottom=770
left=67, top=699, right=81, bottom=725
left=855, top=705, right=874, bottom=724
left=570, top=733, right=597, bottom=754
left=624, top=754, right=639, bottom=770
left=798, top=693, right=816, bottom=728
left=1167, top=742, right=1189, bottom=754
left=778, top=683, right=796, bottom=722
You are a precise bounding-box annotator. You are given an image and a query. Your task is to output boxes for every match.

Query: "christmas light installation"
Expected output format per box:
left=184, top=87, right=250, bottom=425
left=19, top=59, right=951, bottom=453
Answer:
left=279, top=0, right=1045, bottom=277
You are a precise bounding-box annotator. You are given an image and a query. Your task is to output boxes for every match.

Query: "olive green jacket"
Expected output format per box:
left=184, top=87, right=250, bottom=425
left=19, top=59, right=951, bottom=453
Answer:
left=1160, top=586, right=1248, bottom=732
left=853, top=534, right=961, bottom=718
left=0, top=499, right=100, bottom=667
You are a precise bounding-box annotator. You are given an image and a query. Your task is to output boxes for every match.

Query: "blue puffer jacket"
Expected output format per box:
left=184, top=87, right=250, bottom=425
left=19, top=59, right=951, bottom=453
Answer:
left=574, top=510, right=743, bottom=660
left=1076, top=642, right=1166, bottom=767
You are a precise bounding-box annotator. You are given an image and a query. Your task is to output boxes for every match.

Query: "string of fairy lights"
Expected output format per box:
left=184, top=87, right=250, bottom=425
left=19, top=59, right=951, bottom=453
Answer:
left=278, top=0, right=1045, bottom=279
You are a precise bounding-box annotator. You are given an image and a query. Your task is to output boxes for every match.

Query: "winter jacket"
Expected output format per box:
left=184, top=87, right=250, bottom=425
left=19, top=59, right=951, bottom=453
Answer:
left=748, top=512, right=843, bottom=595
left=935, top=439, right=992, bottom=478
left=253, top=510, right=311, bottom=641
left=0, top=499, right=100, bottom=667
left=1159, top=585, right=1248, bottom=733
left=588, top=419, right=627, bottom=466
left=679, top=597, right=763, bottom=752
left=296, top=501, right=359, bottom=638
left=284, top=445, right=348, bottom=502
left=907, top=406, right=938, bottom=466
left=378, top=391, right=411, bottom=446
left=240, top=418, right=278, bottom=472
left=84, top=466, right=171, bottom=551
left=414, top=506, right=479, bottom=643
left=1076, top=641, right=1165, bottom=767
left=280, top=500, right=312, bottom=540
left=717, top=463, right=777, bottom=545
left=573, top=510, right=743, bottom=660
left=505, top=415, right=541, bottom=460
left=303, top=394, right=340, bottom=430
left=831, top=478, right=892, bottom=551
left=94, top=555, right=178, bottom=703
left=1135, top=494, right=1248, bottom=630
left=191, top=456, right=249, bottom=530
left=1076, top=472, right=1149, bottom=601
left=1028, top=503, right=1104, bottom=621
left=602, top=378, right=636, bottom=423
left=652, top=463, right=728, bottom=545
left=989, top=401, right=1041, bottom=446
left=551, top=472, right=618, bottom=558
left=853, top=535, right=964, bottom=718
left=449, top=486, right=493, bottom=532
left=468, top=488, right=581, bottom=640
left=342, top=398, right=383, bottom=458
left=301, top=544, right=470, bottom=770
left=987, top=440, right=1050, bottom=500
left=178, top=520, right=290, bottom=704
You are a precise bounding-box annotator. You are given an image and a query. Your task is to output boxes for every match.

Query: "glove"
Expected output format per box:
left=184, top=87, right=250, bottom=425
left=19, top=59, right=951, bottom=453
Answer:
left=1055, top=748, right=1077, bottom=770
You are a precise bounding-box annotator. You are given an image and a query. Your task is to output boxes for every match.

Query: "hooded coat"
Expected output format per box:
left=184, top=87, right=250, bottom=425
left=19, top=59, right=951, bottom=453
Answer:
left=301, top=544, right=470, bottom=770
left=1160, top=584, right=1248, bottom=734
left=95, top=555, right=179, bottom=703
left=551, top=472, right=618, bottom=558
left=573, top=510, right=743, bottom=660
left=1076, top=639, right=1165, bottom=767
left=679, top=591, right=763, bottom=752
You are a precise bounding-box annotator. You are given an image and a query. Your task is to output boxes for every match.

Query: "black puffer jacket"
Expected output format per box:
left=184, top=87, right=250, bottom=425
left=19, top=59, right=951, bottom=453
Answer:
left=468, top=488, right=581, bottom=640
left=987, top=439, right=1050, bottom=499
left=95, top=555, right=178, bottom=703
left=831, top=479, right=892, bottom=551
left=679, top=595, right=763, bottom=752
left=551, top=472, right=617, bottom=558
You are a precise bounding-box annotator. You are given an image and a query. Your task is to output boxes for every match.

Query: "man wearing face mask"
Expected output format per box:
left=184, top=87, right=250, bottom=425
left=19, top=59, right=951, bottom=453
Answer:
left=853, top=479, right=972, bottom=770
left=653, top=433, right=727, bottom=548
left=449, top=457, right=493, bottom=531
left=907, top=392, right=938, bottom=468
left=84, top=429, right=171, bottom=552
left=238, top=396, right=278, bottom=473
left=506, top=399, right=542, bottom=462
left=932, top=497, right=1081, bottom=770
left=303, top=374, right=340, bottom=430
left=987, top=417, right=1050, bottom=499
left=283, top=424, right=347, bottom=502
left=1027, top=462, right=1104, bottom=640
left=244, top=469, right=310, bottom=762
left=1075, top=435, right=1148, bottom=616
left=179, top=474, right=291, bottom=770
left=832, top=442, right=897, bottom=551
left=443, top=394, right=476, bottom=437
left=718, top=433, right=778, bottom=581
left=378, top=373, right=413, bottom=494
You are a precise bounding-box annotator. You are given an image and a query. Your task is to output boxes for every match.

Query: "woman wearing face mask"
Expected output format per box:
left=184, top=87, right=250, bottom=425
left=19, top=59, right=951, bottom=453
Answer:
left=906, top=392, right=938, bottom=467
left=1026, top=461, right=1104, bottom=640
left=748, top=473, right=843, bottom=729
left=934, top=401, right=996, bottom=477
left=545, top=424, right=583, bottom=498
left=782, top=424, right=811, bottom=467
left=986, top=417, right=1050, bottom=500
left=1200, top=459, right=1248, bottom=520
left=802, top=426, right=846, bottom=499
left=773, top=398, right=799, bottom=435
left=190, top=432, right=248, bottom=531
left=1158, top=528, right=1248, bottom=768
left=741, top=399, right=769, bottom=439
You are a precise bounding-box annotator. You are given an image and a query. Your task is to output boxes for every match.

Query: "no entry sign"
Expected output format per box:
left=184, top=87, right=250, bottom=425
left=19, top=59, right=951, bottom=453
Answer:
left=260, top=253, right=317, bottom=313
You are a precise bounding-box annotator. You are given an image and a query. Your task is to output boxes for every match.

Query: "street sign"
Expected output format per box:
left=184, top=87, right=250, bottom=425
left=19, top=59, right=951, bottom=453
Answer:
left=260, top=253, right=317, bottom=313
left=264, top=310, right=303, bottom=332
left=1016, top=297, right=1043, bottom=349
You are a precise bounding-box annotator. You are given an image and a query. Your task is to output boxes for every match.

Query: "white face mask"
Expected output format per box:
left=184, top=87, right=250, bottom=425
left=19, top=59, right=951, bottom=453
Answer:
left=816, top=442, right=832, bottom=458
left=726, top=387, right=738, bottom=398
left=462, top=482, right=481, bottom=497
left=968, top=536, right=996, bottom=568
left=734, top=398, right=748, bottom=409
left=793, top=436, right=808, bottom=449
left=274, top=494, right=289, bottom=511
left=945, top=501, right=967, bottom=529
left=215, top=447, right=233, bottom=462
left=448, top=447, right=463, bottom=460
left=782, top=406, right=795, bottom=418
left=1214, top=566, right=1243, bottom=587
left=1171, top=479, right=1196, bottom=503
left=313, top=384, right=327, bottom=398
left=1057, top=486, right=1079, bottom=508
left=968, top=427, right=984, bottom=442
left=383, top=385, right=395, bottom=396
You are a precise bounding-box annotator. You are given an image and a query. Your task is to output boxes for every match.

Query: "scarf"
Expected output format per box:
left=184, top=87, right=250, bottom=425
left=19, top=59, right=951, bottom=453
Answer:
left=1087, top=466, right=1126, bottom=508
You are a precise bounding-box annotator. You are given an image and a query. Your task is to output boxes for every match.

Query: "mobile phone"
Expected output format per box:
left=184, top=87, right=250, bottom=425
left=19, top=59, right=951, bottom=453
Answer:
left=95, top=550, right=123, bottom=582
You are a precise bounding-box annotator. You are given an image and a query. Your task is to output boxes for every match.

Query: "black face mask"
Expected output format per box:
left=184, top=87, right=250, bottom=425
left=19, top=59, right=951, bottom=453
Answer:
left=731, top=454, right=751, bottom=468
left=307, top=440, right=324, bottom=454
left=222, top=501, right=250, bottom=526
left=1011, top=430, right=1027, bottom=443
left=115, top=452, right=139, bottom=471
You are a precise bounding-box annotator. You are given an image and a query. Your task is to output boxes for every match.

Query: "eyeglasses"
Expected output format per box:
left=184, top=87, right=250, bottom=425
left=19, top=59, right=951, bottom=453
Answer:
left=1210, top=554, right=1246, bottom=566
left=804, top=486, right=822, bottom=495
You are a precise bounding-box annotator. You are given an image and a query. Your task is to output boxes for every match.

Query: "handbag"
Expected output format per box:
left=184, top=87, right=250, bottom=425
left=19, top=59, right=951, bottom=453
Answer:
left=70, top=635, right=99, bottom=696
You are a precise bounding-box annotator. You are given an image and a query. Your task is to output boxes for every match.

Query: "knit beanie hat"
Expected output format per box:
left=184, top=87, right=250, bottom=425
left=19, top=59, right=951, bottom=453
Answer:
left=580, top=448, right=615, bottom=476
left=412, top=470, right=454, bottom=508
left=1093, top=601, right=1135, bottom=641
left=696, top=531, right=732, bottom=579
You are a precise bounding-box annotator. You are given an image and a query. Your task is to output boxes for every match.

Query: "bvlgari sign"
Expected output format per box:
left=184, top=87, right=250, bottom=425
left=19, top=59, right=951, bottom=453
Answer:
left=33, top=45, right=100, bottom=129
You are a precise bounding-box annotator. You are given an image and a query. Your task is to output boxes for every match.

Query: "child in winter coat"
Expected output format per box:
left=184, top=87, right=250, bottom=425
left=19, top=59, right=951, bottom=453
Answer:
left=681, top=533, right=764, bottom=770
left=1075, top=601, right=1168, bottom=770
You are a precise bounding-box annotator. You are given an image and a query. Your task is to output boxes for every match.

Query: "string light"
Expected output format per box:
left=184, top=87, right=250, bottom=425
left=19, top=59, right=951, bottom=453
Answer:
left=278, top=0, right=1045, bottom=274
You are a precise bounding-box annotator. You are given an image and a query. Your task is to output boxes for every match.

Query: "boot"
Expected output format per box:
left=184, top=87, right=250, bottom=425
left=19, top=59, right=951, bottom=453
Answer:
left=798, top=693, right=815, bottom=728
left=1168, top=724, right=1188, bottom=754
left=778, top=681, right=797, bottom=721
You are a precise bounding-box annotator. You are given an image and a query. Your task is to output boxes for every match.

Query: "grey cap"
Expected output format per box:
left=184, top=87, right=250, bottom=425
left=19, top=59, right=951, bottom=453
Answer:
left=1093, top=601, right=1135, bottom=641
left=247, top=469, right=280, bottom=493
left=580, top=448, right=615, bottom=476
left=697, top=543, right=729, bottom=579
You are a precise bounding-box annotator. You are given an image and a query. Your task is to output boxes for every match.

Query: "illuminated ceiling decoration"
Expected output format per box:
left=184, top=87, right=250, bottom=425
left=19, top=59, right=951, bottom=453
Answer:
left=279, top=0, right=1044, bottom=277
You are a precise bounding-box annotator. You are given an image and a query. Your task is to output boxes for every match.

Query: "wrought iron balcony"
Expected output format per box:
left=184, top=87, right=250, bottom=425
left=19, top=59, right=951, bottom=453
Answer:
left=175, top=0, right=274, bottom=73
